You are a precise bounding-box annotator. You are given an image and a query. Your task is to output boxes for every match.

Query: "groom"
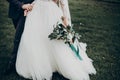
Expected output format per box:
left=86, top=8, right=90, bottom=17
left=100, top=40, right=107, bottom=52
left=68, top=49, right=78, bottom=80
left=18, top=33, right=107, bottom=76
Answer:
left=4, top=0, right=34, bottom=74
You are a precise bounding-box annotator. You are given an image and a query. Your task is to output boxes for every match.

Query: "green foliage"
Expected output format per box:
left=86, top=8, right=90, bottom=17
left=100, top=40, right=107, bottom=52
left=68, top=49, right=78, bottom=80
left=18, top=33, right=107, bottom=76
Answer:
left=48, top=22, right=81, bottom=44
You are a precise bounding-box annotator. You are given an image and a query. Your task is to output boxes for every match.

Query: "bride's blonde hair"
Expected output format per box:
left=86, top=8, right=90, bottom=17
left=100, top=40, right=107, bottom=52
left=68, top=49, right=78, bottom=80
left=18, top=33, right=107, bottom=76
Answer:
left=52, top=0, right=59, bottom=3
left=53, top=0, right=64, bottom=7
left=53, top=0, right=60, bottom=6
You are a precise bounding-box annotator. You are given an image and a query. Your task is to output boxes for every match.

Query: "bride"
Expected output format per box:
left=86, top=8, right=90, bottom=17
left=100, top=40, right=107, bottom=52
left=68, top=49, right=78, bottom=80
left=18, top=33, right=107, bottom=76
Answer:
left=16, top=0, right=96, bottom=80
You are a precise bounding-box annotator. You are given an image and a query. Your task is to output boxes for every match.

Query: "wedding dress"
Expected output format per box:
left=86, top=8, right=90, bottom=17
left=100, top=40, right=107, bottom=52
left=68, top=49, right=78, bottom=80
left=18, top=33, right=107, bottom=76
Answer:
left=16, top=0, right=96, bottom=80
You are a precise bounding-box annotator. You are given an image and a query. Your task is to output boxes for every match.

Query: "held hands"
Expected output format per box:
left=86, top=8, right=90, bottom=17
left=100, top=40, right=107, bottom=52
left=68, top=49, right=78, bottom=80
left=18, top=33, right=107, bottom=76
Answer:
left=22, top=4, right=33, bottom=11
left=22, top=3, right=34, bottom=16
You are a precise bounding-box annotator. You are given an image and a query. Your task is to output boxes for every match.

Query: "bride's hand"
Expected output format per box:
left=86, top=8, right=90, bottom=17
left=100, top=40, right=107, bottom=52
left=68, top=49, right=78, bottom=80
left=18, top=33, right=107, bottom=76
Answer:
left=61, top=16, right=69, bottom=27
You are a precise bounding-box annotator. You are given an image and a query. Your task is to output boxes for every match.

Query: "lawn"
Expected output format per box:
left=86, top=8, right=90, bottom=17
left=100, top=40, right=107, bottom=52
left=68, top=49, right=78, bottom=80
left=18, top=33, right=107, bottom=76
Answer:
left=0, top=0, right=120, bottom=80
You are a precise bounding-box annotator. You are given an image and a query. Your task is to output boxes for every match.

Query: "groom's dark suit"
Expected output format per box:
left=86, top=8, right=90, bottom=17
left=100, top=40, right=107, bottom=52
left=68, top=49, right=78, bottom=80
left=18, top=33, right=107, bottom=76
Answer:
left=8, top=0, right=34, bottom=19
left=6, top=0, right=34, bottom=73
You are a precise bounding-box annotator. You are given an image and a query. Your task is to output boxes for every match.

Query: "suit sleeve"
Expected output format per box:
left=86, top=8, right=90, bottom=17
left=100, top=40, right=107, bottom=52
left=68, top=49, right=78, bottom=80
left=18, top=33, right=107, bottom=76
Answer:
left=6, top=0, right=23, bottom=9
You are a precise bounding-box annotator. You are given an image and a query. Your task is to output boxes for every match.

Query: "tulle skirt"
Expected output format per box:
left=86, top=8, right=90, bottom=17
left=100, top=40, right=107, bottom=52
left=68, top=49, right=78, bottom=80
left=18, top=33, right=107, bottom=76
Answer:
left=16, top=0, right=96, bottom=80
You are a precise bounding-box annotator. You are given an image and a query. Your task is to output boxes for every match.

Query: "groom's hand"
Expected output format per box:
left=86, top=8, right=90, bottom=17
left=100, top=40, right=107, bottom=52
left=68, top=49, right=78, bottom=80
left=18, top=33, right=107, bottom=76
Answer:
left=22, top=4, right=33, bottom=11
left=23, top=3, right=34, bottom=16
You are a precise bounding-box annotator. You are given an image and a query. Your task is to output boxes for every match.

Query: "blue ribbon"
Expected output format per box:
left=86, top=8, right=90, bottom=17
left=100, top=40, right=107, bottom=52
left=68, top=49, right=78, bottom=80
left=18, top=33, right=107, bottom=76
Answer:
left=69, top=44, right=82, bottom=60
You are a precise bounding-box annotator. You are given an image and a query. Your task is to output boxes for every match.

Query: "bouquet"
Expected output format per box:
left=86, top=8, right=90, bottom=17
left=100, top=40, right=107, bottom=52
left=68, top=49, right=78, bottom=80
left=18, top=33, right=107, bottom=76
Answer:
left=48, top=21, right=82, bottom=60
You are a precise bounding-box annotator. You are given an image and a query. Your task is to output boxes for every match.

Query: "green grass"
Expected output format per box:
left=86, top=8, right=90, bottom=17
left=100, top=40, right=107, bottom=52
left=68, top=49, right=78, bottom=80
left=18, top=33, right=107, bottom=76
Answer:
left=0, top=0, right=120, bottom=80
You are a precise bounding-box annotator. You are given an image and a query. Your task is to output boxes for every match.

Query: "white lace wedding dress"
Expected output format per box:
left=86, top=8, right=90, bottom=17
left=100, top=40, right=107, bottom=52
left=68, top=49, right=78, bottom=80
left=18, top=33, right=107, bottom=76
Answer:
left=16, top=0, right=96, bottom=80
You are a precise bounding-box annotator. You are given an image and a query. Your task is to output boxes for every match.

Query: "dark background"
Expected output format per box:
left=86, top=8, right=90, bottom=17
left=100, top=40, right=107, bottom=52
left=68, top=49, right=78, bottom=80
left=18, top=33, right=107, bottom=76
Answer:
left=0, top=0, right=120, bottom=80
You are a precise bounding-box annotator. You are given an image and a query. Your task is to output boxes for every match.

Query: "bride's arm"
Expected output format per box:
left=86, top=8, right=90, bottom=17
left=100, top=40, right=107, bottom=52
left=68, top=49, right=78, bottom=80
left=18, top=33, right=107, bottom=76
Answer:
left=59, top=0, right=71, bottom=26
